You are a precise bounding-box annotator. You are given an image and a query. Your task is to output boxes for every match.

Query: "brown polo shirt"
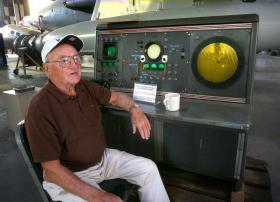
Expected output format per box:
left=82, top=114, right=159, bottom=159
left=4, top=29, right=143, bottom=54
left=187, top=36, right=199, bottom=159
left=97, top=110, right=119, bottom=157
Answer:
left=25, top=79, right=111, bottom=172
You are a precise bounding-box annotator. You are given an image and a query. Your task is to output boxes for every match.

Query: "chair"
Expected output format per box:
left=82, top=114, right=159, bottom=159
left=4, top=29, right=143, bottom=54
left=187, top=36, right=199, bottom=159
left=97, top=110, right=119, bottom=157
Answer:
left=15, top=120, right=134, bottom=202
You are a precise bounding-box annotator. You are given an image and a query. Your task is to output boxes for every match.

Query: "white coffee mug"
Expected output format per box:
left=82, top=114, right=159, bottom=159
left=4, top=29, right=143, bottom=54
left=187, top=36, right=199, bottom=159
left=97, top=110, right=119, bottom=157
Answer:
left=163, top=93, right=180, bottom=111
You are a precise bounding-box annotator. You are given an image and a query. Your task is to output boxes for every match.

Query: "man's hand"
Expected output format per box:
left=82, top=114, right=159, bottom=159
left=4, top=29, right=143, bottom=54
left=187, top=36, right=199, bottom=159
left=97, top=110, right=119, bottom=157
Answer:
left=130, top=107, right=151, bottom=140
left=109, top=91, right=151, bottom=139
left=89, top=190, right=123, bottom=202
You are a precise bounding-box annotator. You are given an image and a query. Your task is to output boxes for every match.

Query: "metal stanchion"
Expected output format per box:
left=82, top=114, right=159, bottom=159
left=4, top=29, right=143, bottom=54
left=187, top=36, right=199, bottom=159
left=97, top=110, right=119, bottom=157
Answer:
left=13, top=47, right=42, bottom=78
left=14, top=47, right=32, bottom=78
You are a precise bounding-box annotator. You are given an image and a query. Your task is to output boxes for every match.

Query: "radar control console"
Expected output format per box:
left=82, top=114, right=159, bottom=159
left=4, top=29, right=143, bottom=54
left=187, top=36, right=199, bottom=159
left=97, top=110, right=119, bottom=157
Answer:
left=95, top=15, right=259, bottom=184
left=95, top=15, right=258, bottom=103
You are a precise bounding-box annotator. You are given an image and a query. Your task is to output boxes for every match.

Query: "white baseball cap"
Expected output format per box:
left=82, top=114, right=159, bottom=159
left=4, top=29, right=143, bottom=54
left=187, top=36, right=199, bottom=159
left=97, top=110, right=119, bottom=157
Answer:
left=41, top=34, right=83, bottom=63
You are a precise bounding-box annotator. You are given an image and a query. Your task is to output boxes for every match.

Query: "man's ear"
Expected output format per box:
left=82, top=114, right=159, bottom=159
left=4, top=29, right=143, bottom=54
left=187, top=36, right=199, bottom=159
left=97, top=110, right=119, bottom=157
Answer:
left=43, top=64, right=48, bottom=72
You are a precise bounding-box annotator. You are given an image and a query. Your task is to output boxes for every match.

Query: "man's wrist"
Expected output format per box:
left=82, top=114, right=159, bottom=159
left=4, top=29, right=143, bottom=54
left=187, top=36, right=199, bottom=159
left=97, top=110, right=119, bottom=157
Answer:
left=128, top=102, right=139, bottom=113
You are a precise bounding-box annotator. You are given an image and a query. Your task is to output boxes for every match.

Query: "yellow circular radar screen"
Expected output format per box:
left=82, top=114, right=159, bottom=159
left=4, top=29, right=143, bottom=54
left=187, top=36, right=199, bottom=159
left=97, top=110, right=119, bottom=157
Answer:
left=197, top=42, right=238, bottom=84
left=147, top=43, right=162, bottom=60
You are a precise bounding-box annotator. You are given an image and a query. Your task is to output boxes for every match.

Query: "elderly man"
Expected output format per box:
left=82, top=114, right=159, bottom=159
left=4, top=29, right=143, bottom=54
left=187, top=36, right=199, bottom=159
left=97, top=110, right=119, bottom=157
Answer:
left=25, top=35, right=169, bottom=202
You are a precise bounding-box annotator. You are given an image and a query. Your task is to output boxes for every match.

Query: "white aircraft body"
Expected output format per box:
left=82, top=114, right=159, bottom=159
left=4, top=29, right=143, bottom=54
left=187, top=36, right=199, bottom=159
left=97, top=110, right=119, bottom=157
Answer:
left=0, top=0, right=94, bottom=50
left=45, top=0, right=280, bottom=54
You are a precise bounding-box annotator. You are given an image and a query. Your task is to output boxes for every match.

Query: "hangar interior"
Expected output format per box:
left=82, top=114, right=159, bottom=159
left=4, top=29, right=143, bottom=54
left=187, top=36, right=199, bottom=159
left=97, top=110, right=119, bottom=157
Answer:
left=0, top=1, right=280, bottom=202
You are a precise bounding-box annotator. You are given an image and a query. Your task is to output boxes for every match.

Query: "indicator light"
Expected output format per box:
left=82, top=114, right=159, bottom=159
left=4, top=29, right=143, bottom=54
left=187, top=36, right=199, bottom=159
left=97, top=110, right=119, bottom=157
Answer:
left=151, top=63, right=157, bottom=69
left=158, top=64, right=165, bottom=69
left=143, top=64, right=150, bottom=69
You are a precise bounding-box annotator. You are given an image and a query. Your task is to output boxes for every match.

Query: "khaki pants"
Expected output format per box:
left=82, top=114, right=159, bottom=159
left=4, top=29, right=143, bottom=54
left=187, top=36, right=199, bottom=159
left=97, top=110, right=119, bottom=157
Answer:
left=43, top=148, right=170, bottom=202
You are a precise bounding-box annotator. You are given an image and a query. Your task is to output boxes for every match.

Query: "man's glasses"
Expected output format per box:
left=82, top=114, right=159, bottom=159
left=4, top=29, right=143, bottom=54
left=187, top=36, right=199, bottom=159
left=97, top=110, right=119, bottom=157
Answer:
left=45, top=55, right=82, bottom=68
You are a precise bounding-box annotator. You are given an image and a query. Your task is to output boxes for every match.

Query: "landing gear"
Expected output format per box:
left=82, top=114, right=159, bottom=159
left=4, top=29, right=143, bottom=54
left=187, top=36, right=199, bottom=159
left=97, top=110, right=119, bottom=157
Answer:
left=13, top=68, right=19, bottom=75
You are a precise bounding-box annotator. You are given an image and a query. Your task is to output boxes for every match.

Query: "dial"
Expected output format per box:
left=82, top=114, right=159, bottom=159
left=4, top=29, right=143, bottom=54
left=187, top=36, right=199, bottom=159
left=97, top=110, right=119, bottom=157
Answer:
left=146, top=43, right=162, bottom=60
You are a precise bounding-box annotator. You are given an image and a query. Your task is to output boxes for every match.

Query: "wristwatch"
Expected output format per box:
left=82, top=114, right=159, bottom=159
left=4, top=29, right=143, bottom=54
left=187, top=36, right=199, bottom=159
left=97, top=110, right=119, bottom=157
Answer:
left=129, top=102, right=139, bottom=113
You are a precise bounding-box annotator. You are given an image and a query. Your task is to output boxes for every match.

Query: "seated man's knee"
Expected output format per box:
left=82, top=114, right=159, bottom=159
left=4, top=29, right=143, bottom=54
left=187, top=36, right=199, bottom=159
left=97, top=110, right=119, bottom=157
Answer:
left=142, top=158, right=159, bottom=175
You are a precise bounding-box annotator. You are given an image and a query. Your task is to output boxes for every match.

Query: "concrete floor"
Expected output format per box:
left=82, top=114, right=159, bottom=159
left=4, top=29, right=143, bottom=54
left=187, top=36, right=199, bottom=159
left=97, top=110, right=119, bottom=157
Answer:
left=247, top=53, right=280, bottom=202
left=0, top=55, right=48, bottom=202
left=0, top=53, right=279, bottom=202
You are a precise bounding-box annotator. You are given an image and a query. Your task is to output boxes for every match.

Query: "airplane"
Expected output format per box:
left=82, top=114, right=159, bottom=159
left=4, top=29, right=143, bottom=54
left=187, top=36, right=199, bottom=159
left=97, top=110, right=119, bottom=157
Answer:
left=0, top=24, right=40, bottom=52
left=0, top=0, right=95, bottom=51
left=9, top=0, right=280, bottom=70
left=35, top=0, right=280, bottom=57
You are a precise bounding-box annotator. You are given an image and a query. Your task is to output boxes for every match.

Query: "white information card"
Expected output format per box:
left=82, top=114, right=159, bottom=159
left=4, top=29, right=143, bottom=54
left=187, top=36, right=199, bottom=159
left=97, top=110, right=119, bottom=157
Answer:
left=133, top=82, right=157, bottom=103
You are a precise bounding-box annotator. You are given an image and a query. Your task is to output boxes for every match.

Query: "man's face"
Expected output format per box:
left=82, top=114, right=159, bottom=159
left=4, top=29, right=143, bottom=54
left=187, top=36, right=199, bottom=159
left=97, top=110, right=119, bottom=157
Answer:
left=45, top=44, right=81, bottom=87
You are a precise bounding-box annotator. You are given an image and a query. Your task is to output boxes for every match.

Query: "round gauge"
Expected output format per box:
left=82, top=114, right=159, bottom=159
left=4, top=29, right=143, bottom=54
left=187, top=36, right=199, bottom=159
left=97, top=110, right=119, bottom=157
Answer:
left=146, top=43, right=162, bottom=60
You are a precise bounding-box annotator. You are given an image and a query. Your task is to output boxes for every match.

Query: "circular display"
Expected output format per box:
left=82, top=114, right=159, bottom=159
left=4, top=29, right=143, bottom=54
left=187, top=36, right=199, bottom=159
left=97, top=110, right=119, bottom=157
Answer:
left=197, top=42, right=238, bottom=83
left=192, top=36, right=244, bottom=88
left=146, top=43, right=162, bottom=60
